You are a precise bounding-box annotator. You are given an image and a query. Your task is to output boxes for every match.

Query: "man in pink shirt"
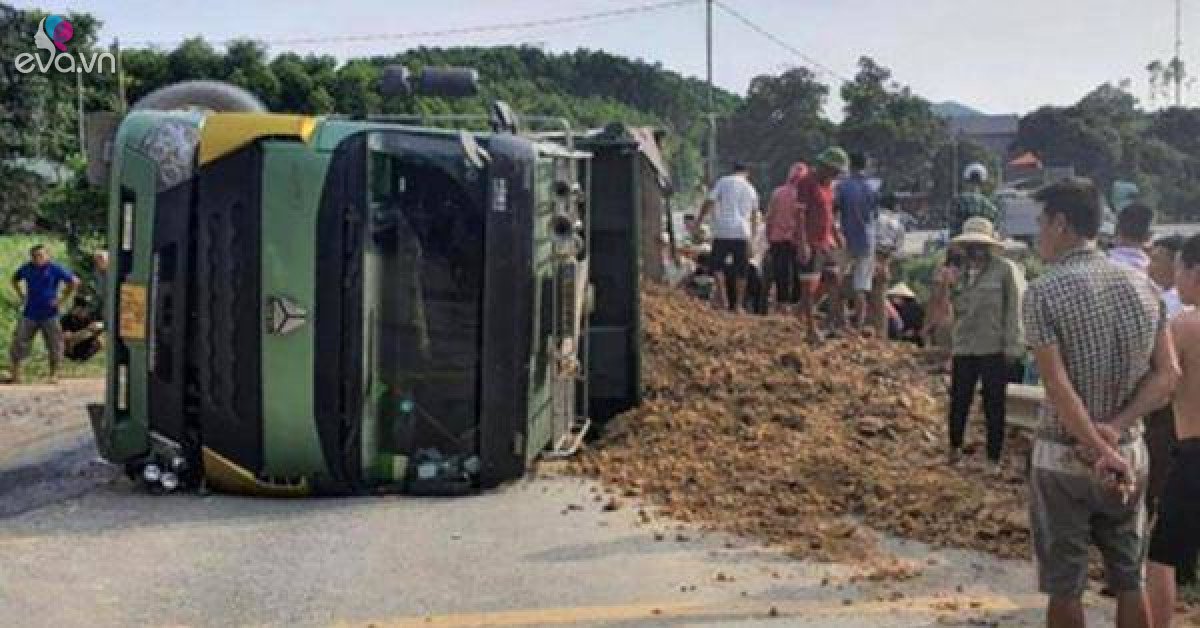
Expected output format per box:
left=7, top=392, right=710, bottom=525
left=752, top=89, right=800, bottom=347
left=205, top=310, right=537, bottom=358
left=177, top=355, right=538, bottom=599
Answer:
left=764, top=162, right=808, bottom=312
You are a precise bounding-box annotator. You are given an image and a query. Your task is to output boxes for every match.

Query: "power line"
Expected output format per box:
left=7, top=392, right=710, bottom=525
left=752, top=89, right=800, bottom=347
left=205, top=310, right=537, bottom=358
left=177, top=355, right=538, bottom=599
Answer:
left=712, top=0, right=851, bottom=84
left=124, top=0, right=700, bottom=48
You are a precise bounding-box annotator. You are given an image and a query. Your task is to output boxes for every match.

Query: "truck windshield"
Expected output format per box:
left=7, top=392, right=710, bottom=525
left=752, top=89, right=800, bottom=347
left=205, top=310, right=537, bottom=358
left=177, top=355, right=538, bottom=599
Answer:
left=365, top=133, right=484, bottom=458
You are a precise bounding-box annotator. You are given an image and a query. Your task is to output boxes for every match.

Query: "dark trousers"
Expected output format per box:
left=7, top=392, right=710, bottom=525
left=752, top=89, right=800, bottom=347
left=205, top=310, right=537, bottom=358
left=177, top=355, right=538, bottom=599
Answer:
left=1145, top=405, right=1177, bottom=514
left=948, top=353, right=1007, bottom=462
left=744, top=265, right=768, bottom=315
left=711, top=238, right=748, bottom=311
left=768, top=242, right=797, bottom=304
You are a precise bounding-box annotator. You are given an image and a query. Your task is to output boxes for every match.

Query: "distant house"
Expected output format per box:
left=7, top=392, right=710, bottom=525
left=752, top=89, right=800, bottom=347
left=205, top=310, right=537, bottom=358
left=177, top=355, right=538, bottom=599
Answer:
left=944, top=114, right=1020, bottom=162
left=1005, top=151, right=1043, bottom=183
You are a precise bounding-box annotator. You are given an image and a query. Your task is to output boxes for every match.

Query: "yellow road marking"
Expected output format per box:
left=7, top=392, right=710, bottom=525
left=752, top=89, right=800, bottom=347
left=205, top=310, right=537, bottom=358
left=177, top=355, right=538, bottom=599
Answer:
left=342, top=593, right=1046, bottom=627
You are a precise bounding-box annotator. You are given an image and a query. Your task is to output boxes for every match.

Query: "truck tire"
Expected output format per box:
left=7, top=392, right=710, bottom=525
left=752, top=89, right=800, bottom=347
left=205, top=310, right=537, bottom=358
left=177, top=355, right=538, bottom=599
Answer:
left=133, top=80, right=267, bottom=113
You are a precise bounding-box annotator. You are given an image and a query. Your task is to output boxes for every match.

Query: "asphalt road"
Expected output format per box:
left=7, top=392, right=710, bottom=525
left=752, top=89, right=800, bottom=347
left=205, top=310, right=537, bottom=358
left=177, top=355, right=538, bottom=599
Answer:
left=0, top=381, right=1117, bottom=627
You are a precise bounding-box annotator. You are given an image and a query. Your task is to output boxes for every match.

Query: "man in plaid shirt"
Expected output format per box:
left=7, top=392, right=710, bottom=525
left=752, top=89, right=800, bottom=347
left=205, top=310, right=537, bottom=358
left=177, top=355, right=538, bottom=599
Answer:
left=1023, top=178, right=1180, bottom=628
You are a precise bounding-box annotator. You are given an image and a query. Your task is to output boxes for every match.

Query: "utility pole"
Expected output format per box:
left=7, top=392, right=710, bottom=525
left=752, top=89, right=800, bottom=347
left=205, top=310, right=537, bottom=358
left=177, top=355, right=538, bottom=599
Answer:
left=76, top=68, right=86, bottom=155
left=115, top=37, right=127, bottom=113
left=1175, top=0, right=1183, bottom=107
left=706, top=0, right=717, bottom=184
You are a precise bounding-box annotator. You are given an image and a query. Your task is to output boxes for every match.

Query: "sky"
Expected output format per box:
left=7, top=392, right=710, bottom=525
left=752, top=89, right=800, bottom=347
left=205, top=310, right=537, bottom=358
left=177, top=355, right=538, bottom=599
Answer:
left=12, top=0, right=1196, bottom=116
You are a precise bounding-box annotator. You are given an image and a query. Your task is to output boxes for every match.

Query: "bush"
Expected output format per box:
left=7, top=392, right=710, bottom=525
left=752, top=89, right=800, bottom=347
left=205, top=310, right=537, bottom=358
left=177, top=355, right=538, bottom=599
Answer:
left=894, top=252, right=942, bottom=302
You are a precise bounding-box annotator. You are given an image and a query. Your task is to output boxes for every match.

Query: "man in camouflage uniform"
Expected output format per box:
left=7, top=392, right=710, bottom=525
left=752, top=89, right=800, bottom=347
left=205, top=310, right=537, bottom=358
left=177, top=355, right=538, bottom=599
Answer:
left=950, top=162, right=1000, bottom=236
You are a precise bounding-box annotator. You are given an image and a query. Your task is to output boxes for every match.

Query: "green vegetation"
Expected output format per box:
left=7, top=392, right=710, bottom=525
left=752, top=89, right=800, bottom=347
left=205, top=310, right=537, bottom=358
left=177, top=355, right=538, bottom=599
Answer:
left=718, top=58, right=949, bottom=200
left=894, top=250, right=1044, bottom=304
left=1015, top=84, right=1200, bottom=221
left=0, top=235, right=105, bottom=381
left=894, top=253, right=941, bottom=303
left=2, top=2, right=744, bottom=225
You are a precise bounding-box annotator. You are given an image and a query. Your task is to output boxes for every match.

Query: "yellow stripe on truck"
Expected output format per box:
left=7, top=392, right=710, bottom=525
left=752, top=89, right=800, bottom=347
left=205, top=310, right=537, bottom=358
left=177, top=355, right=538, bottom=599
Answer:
left=197, top=113, right=317, bottom=165
left=201, top=447, right=310, bottom=497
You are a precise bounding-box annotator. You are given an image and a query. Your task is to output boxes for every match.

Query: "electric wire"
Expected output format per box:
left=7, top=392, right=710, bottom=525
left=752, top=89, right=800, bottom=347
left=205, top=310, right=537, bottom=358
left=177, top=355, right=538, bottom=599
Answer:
left=124, top=0, right=700, bottom=48
left=713, top=0, right=851, bottom=84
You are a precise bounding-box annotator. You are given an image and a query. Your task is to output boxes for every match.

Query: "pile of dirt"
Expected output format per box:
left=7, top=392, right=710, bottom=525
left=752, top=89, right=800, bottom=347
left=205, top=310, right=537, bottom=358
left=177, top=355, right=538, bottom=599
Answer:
left=573, top=284, right=1032, bottom=564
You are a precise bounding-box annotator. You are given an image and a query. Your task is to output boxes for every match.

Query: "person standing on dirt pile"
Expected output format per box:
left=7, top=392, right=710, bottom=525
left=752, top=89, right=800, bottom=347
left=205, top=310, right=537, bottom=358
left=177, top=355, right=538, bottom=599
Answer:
left=941, top=217, right=1025, bottom=472
left=794, top=147, right=849, bottom=344
left=694, top=162, right=760, bottom=313
left=950, top=163, right=1000, bottom=236
left=1147, top=233, right=1200, bottom=628
left=873, top=194, right=907, bottom=338
left=1023, top=178, right=1180, bottom=628
left=8, top=245, right=80, bottom=385
left=765, top=162, right=808, bottom=313
left=834, top=152, right=879, bottom=334
left=1108, top=203, right=1155, bottom=274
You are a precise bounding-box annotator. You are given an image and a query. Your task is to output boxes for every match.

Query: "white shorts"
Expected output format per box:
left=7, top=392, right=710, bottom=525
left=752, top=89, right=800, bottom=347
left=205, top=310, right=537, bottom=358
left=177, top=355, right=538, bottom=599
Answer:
left=847, top=253, right=875, bottom=293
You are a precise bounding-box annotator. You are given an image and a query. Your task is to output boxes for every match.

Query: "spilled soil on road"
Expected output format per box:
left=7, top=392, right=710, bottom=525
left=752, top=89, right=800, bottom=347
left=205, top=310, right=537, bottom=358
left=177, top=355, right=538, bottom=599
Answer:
left=573, top=284, right=1032, bottom=566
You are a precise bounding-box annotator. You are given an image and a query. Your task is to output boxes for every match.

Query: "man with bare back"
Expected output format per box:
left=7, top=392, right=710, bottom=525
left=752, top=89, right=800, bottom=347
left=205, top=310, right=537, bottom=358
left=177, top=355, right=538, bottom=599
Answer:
left=1147, top=233, right=1200, bottom=628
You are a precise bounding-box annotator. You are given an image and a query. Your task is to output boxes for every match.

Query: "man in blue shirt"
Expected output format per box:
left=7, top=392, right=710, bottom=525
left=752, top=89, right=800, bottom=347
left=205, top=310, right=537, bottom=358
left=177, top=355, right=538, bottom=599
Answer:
left=834, top=152, right=879, bottom=333
left=8, top=244, right=80, bottom=384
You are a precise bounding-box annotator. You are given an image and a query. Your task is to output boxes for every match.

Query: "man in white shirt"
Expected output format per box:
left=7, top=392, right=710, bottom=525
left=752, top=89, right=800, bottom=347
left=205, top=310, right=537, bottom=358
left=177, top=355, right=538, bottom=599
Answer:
left=695, top=163, right=760, bottom=313
left=1150, top=234, right=1188, bottom=320
left=1107, top=203, right=1153, bottom=274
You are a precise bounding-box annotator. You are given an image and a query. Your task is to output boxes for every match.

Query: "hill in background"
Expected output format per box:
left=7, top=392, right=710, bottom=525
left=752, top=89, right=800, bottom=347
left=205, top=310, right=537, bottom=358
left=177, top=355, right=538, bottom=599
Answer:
left=931, top=101, right=985, bottom=118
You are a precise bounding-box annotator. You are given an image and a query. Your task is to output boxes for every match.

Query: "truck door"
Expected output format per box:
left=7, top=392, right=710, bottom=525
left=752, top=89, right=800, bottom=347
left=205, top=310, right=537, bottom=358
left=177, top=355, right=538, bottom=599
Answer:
left=362, top=131, right=487, bottom=492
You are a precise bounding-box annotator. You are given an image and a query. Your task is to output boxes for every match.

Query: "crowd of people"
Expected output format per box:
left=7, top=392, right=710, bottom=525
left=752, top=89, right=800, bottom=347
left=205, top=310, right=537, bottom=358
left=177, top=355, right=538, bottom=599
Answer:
left=667, top=151, right=1199, bottom=627
left=672, top=149, right=911, bottom=344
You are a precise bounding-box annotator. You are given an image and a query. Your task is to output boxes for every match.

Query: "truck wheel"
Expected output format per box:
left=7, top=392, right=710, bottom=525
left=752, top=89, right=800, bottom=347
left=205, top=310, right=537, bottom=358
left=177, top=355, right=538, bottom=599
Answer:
left=133, top=80, right=267, bottom=113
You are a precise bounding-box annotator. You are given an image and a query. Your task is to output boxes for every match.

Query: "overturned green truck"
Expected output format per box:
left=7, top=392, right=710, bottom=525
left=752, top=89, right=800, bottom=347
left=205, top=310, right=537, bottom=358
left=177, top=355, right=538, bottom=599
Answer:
left=86, top=71, right=651, bottom=496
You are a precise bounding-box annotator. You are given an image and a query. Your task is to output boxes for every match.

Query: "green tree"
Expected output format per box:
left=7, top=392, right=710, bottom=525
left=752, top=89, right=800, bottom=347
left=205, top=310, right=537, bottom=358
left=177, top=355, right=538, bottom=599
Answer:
left=1014, top=105, right=1123, bottom=189
left=331, top=60, right=381, bottom=116
left=930, top=138, right=995, bottom=208
left=224, top=39, right=280, bottom=107
left=718, top=67, right=834, bottom=189
left=166, top=37, right=224, bottom=83
left=838, top=57, right=946, bottom=192
left=1, top=4, right=110, bottom=231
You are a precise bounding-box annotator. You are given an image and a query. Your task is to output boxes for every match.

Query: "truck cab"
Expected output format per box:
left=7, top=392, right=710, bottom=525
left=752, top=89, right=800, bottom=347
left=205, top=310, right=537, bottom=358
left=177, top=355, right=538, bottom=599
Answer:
left=91, top=96, right=600, bottom=495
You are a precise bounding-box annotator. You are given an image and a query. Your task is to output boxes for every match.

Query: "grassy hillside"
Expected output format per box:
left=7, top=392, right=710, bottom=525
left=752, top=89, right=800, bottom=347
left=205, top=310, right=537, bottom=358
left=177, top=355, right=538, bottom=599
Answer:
left=0, top=235, right=105, bottom=381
